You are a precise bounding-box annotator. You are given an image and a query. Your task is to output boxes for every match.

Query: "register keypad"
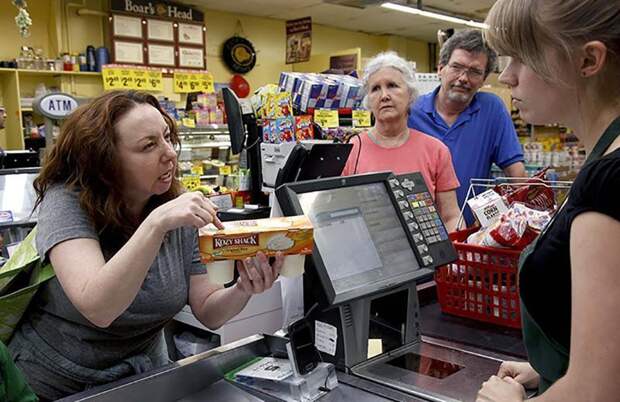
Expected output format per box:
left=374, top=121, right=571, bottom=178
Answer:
left=388, top=172, right=458, bottom=269
left=407, top=192, right=449, bottom=244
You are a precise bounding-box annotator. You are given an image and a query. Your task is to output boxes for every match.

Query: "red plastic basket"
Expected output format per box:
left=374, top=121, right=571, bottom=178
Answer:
left=435, top=228, right=523, bottom=329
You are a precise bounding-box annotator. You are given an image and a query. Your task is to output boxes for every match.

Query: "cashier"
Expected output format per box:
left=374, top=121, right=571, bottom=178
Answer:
left=477, top=0, right=620, bottom=401
left=8, top=91, right=284, bottom=401
left=341, top=51, right=461, bottom=232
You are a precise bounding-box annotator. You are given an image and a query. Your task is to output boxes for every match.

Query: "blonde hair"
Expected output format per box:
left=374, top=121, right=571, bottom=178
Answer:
left=484, top=0, right=620, bottom=93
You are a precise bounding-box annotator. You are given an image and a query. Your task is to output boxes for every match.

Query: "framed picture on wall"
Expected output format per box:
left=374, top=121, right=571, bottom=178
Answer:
left=178, top=23, right=204, bottom=45
left=148, top=44, right=176, bottom=67
left=178, top=47, right=205, bottom=69
left=114, top=41, right=144, bottom=64
left=147, top=19, right=174, bottom=42
left=113, top=15, right=143, bottom=39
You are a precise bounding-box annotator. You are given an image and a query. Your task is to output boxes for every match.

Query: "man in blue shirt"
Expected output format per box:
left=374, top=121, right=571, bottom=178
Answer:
left=408, top=29, right=525, bottom=226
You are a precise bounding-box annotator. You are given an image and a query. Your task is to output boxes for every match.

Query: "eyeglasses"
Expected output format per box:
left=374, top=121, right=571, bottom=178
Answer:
left=447, top=63, right=485, bottom=80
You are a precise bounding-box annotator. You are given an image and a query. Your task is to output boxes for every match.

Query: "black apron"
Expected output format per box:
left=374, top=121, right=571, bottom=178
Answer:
left=518, top=116, right=620, bottom=394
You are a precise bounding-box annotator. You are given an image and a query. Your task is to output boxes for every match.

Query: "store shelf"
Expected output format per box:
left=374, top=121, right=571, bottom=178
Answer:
left=178, top=125, right=230, bottom=134
left=200, top=175, right=219, bottom=179
left=183, top=142, right=231, bottom=148
left=15, top=69, right=102, bottom=77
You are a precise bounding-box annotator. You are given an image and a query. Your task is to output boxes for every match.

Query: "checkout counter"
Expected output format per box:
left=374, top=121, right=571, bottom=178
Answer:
left=59, top=172, right=528, bottom=402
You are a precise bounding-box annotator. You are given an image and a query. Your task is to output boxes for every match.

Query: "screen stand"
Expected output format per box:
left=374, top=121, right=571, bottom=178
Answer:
left=304, top=276, right=503, bottom=402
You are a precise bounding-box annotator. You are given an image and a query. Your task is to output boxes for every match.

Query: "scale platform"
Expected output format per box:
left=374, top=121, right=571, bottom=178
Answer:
left=353, top=340, right=501, bottom=402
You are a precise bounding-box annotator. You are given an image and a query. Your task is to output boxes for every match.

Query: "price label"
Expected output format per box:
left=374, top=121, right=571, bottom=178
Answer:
left=102, top=68, right=121, bottom=90
left=219, top=165, right=232, bottom=175
left=118, top=68, right=135, bottom=89
left=182, top=117, right=196, bottom=128
left=313, top=109, right=339, bottom=129
left=146, top=70, right=163, bottom=91
left=200, top=72, right=215, bottom=93
left=180, top=175, right=201, bottom=191
left=132, top=69, right=147, bottom=90
left=187, top=73, right=202, bottom=92
left=352, top=110, right=372, bottom=127
left=174, top=73, right=191, bottom=93
left=191, top=163, right=204, bottom=175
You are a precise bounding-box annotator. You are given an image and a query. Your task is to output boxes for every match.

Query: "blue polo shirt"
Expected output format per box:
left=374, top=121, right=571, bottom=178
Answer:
left=408, top=87, right=523, bottom=221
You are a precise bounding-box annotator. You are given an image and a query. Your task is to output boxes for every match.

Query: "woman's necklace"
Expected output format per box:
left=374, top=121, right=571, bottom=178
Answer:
left=368, top=127, right=410, bottom=148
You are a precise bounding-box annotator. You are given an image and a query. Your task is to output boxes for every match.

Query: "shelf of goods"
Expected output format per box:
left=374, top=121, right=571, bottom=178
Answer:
left=177, top=126, right=239, bottom=189
left=0, top=68, right=102, bottom=150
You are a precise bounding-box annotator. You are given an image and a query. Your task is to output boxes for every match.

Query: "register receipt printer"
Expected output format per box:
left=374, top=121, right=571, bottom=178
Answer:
left=276, top=171, right=504, bottom=402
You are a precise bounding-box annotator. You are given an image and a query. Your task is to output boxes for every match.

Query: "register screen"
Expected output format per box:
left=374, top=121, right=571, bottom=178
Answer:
left=297, top=182, right=420, bottom=296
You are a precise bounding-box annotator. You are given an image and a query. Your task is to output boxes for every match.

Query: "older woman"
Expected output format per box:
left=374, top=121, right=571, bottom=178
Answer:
left=477, top=1, right=620, bottom=401
left=342, top=51, right=460, bottom=232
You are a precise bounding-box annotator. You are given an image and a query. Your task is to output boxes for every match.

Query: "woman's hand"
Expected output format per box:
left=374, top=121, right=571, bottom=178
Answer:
left=498, top=361, right=540, bottom=389
left=477, top=375, right=526, bottom=402
left=150, top=191, right=224, bottom=234
left=235, top=252, right=284, bottom=295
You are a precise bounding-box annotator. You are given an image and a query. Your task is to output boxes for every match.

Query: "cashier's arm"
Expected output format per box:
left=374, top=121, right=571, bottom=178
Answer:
left=530, top=211, right=620, bottom=401
left=188, top=253, right=284, bottom=330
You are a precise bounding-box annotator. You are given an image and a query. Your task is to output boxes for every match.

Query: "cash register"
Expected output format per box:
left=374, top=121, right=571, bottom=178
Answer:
left=276, top=172, right=503, bottom=402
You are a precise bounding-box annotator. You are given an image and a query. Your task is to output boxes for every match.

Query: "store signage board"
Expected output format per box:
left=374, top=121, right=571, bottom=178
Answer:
left=313, top=109, right=339, bottom=129
left=110, top=1, right=206, bottom=70
left=110, top=0, right=204, bottom=22
left=285, top=17, right=312, bottom=64
left=173, top=72, right=214, bottom=93
left=103, top=66, right=163, bottom=91
left=34, top=93, right=79, bottom=120
left=181, top=175, right=201, bottom=191
left=352, top=110, right=371, bottom=127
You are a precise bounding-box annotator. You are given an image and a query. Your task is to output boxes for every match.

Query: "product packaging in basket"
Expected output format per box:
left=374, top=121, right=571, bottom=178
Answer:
left=467, top=203, right=552, bottom=249
left=199, top=215, right=313, bottom=283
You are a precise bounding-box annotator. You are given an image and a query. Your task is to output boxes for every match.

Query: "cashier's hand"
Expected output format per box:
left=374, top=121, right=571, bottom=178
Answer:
left=235, top=252, right=284, bottom=295
left=477, top=375, right=525, bottom=402
left=497, top=361, right=540, bottom=389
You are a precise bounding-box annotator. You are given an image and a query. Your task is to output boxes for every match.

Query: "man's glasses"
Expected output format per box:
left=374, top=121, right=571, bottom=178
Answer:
left=447, top=63, right=485, bottom=80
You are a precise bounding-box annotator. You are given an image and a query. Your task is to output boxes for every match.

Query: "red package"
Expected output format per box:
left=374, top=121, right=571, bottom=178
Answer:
left=494, top=169, right=555, bottom=211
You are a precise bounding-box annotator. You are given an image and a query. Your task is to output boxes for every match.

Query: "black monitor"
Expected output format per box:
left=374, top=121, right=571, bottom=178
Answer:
left=222, top=87, right=246, bottom=155
left=276, top=172, right=430, bottom=306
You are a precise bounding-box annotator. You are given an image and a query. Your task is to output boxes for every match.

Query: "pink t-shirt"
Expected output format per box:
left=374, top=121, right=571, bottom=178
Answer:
left=342, top=128, right=460, bottom=199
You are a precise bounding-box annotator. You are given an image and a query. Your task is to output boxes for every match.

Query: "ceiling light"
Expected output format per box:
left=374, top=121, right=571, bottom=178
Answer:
left=381, top=2, right=488, bottom=29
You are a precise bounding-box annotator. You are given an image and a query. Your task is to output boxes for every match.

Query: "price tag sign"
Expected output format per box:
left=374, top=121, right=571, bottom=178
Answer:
left=313, top=109, right=339, bottom=129
left=219, top=165, right=232, bottom=175
left=118, top=68, right=135, bottom=89
left=132, top=69, right=147, bottom=90
left=200, top=72, right=215, bottom=93
left=180, top=175, right=201, bottom=191
left=352, top=110, right=372, bottom=127
left=187, top=73, right=202, bottom=92
left=191, top=163, right=204, bottom=175
left=102, top=68, right=121, bottom=90
left=146, top=70, right=163, bottom=91
left=174, top=73, right=191, bottom=93
left=182, top=117, right=196, bottom=128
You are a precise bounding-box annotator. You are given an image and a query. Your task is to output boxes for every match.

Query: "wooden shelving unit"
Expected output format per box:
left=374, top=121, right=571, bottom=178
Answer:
left=0, top=68, right=102, bottom=150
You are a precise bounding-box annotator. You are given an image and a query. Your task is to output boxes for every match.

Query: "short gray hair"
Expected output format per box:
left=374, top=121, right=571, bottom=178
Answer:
left=439, top=29, right=497, bottom=77
left=361, top=51, right=417, bottom=109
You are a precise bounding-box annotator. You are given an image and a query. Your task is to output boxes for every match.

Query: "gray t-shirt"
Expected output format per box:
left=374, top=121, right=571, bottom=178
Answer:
left=25, top=184, right=206, bottom=370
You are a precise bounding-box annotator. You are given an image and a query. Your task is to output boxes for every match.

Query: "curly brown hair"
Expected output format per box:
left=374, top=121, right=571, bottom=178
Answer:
left=34, top=91, right=182, bottom=244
